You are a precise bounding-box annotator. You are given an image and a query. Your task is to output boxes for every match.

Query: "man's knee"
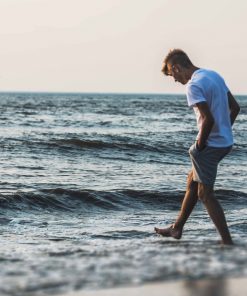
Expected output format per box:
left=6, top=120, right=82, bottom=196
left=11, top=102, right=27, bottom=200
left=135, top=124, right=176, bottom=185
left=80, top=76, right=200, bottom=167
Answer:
left=198, top=183, right=214, bottom=203
left=187, top=171, right=198, bottom=191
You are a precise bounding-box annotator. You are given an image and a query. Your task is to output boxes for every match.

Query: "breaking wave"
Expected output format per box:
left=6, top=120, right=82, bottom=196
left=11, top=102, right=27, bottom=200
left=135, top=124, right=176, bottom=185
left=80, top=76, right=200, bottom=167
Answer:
left=0, top=188, right=245, bottom=213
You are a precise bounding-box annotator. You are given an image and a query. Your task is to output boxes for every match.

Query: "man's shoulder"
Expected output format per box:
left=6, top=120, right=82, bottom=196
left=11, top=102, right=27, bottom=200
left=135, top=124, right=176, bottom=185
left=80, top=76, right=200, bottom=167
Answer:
left=192, top=68, right=214, bottom=80
left=195, top=68, right=224, bottom=81
left=188, top=68, right=221, bottom=89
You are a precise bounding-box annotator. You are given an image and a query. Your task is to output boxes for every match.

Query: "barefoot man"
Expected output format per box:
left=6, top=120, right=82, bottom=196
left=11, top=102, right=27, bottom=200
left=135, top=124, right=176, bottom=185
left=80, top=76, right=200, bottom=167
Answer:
left=155, top=49, right=240, bottom=245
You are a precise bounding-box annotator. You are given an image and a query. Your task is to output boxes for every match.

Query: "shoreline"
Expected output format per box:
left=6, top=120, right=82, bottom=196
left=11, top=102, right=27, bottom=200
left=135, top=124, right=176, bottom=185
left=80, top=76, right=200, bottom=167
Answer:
left=60, top=276, right=247, bottom=296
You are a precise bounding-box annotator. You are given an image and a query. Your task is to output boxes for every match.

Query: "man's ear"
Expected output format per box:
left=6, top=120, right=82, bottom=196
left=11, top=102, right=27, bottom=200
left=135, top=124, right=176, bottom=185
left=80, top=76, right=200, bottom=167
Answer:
left=173, top=64, right=180, bottom=73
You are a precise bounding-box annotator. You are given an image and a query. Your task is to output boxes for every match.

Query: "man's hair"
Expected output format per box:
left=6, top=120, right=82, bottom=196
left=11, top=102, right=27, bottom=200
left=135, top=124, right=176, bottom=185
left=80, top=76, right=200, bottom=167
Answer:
left=162, top=49, right=193, bottom=75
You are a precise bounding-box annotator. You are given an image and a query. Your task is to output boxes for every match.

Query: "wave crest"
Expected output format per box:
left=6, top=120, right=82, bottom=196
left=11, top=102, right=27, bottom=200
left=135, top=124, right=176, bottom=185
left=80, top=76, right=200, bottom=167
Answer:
left=0, top=188, right=245, bottom=213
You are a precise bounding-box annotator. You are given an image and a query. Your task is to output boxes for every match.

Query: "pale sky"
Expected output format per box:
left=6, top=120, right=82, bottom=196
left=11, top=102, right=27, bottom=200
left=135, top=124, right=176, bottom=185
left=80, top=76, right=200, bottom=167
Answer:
left=0, top=0, right=246, bottom=94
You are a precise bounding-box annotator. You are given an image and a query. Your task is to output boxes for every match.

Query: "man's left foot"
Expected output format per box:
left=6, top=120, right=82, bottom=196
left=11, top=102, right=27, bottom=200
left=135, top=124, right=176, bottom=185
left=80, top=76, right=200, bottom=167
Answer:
left=154, top=225, right=182, bottom=239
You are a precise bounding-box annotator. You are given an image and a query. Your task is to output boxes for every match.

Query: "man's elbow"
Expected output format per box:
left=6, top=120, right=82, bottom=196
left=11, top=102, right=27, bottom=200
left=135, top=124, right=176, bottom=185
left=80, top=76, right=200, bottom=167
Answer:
left=235, top=104, right=241, bottom=115
left=232, top=104, right=240, bottom=118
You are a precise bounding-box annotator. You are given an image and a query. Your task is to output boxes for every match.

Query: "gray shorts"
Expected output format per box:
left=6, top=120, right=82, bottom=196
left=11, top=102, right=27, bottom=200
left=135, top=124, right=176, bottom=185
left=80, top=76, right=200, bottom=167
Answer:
left=189, top=143, right=232, bottom=186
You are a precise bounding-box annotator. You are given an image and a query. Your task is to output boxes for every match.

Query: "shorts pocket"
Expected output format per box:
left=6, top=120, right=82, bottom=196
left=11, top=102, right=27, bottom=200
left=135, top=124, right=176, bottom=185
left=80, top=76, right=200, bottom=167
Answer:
left=189, top=143, right=207, bottom=157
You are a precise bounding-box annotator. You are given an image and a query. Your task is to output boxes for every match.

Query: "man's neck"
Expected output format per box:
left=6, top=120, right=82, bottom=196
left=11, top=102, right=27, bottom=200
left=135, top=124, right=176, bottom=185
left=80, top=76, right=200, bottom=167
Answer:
left=186, top=66, right=200, bottom=81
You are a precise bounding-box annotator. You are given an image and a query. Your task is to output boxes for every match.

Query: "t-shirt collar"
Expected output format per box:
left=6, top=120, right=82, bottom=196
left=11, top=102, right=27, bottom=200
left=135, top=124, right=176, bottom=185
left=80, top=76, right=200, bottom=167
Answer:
left=190, top=68, right=203, bottom=81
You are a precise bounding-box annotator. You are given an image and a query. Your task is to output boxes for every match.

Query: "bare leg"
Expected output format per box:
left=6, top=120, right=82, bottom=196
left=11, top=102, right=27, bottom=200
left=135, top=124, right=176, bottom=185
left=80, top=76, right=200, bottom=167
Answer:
left=198, top=183, right=233, bottom=245
left=174, top=171, right=198, bottom=229
left=154, top=171, right=198, bottom=239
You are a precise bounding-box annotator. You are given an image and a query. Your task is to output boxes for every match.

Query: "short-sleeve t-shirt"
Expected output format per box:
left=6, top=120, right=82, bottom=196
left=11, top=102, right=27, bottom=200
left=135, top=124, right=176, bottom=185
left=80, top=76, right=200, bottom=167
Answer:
left=186, top=68, right=233, bottom=148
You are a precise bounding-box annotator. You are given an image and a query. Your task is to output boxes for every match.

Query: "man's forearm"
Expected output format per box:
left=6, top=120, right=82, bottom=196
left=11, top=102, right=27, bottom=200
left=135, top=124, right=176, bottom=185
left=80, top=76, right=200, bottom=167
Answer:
left=197, top=118, right=214, bottom=150
left=195, top=102, right=215, bottom=150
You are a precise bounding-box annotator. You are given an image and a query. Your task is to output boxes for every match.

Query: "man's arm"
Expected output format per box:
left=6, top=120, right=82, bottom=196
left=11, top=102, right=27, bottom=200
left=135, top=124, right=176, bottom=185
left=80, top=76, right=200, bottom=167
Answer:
left=228, top=91, right=240, bottom=125
left=195, top=102, right=215, bottom=151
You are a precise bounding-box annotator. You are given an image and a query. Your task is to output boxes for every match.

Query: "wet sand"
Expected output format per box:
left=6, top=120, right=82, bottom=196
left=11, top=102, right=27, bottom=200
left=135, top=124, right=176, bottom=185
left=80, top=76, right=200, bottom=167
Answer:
left=61, top=277, right=247, bottom=296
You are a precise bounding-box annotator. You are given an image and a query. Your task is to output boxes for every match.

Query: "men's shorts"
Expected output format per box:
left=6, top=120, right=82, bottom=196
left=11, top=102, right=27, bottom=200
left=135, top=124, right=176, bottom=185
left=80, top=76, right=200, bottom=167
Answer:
left=189, top=143, right=232, bottom=186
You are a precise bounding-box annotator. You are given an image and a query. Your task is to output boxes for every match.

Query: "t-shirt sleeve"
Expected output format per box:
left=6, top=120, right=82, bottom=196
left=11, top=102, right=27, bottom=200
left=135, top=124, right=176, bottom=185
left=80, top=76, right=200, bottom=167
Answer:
left=186, top=84, right=206, bottom=107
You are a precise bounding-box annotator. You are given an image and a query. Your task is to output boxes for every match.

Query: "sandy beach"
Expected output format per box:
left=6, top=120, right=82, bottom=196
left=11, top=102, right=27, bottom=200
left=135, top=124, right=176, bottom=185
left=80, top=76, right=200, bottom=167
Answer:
left=61, top=277, right=247, bottom=296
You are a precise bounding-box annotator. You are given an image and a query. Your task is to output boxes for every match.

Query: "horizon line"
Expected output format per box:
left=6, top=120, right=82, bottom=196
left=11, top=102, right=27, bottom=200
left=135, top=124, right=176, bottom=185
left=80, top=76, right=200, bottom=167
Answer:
left=0, top=90, right=246, bottom=96
left=0, top=90, right=185, bottom=96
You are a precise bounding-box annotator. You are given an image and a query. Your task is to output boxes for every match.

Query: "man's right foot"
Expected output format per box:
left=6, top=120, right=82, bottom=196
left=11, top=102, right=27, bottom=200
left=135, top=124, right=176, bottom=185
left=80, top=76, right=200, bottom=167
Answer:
left=154, top=225, right=182, bottom=239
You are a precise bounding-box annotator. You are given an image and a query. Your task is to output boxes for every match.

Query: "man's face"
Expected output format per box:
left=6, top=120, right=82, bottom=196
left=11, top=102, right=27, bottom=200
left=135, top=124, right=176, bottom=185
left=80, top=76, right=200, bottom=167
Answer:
left=166, top=63, right=188, bottom=85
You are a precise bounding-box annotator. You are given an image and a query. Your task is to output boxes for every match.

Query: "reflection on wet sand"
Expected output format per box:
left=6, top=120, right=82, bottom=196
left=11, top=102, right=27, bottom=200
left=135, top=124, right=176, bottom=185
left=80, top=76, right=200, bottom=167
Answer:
left=62, top=277, right=246, bottom=296
left=184, top=278, right=226, bottom=296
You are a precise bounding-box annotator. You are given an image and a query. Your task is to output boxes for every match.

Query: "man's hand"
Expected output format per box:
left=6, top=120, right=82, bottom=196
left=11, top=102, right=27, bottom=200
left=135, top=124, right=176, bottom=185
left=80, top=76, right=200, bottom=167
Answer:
left=196, top=140, right=206, bottom=151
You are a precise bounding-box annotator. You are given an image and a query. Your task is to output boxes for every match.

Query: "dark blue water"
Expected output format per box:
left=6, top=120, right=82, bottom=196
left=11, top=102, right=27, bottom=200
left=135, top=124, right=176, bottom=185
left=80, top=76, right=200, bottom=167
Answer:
left=0, top=93, right=246, bottom=296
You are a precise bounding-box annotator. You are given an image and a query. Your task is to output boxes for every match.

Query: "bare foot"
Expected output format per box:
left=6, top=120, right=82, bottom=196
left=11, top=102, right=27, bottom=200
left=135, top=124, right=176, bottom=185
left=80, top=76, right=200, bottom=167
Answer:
left=154, top=225, right=182, bottom=239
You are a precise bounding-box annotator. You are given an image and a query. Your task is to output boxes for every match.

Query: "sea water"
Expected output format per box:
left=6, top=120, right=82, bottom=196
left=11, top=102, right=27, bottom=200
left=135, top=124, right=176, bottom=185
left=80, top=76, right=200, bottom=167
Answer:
left=0, top=93, right=246, bottom=295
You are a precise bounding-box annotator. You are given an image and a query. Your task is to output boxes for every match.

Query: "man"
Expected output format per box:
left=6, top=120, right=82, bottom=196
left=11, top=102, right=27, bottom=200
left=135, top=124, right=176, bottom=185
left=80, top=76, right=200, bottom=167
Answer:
left=154, top=49, right=240, bottom=245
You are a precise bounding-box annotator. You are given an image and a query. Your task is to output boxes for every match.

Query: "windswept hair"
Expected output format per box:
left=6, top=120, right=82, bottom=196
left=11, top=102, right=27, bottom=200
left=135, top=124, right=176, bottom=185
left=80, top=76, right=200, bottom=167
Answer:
left=162, top=49, right=193, bottom=75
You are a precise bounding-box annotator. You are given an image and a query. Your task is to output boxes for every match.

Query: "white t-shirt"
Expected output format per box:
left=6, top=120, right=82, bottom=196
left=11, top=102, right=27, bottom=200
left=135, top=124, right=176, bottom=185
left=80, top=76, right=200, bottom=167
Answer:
left=186, top=68, right=233, bottom=148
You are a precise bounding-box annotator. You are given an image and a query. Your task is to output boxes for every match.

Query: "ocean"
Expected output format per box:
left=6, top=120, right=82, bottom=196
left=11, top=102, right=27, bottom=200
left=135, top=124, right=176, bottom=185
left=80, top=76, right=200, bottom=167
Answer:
left=0, top=92, right=246, bottom=295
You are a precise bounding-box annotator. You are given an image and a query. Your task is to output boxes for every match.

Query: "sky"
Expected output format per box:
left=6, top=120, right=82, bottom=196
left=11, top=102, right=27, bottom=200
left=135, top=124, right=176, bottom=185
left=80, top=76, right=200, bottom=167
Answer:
left=0, top=0, right=246, bottom=94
